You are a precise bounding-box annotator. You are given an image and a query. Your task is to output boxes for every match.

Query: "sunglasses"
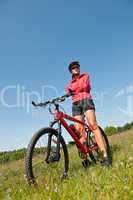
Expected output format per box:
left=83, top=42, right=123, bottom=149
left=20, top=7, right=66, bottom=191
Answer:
left=71, top=66, right=79, bottom=70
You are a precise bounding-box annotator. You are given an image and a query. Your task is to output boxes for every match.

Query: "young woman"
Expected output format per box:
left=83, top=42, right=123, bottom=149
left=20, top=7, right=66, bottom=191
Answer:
left=66, top=61, right=111, bottom=166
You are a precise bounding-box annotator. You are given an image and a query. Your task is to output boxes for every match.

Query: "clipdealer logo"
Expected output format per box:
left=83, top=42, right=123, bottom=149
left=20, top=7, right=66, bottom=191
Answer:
left=2, top=83, right=132, bottom=117
left=0, top=84, right=108, bottom=115
left=115, top=84, right=133, bottom=117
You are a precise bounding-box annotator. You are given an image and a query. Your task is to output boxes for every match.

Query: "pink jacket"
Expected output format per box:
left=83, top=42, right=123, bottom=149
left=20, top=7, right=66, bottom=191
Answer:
left=66, top=73, right=92, bottom=103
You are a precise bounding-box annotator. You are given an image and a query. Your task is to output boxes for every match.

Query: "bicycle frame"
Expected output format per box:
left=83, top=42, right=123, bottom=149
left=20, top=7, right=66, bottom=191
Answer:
left=26, top=97, right=111, bottom=184
left=53, top=108, right=98, bottom=154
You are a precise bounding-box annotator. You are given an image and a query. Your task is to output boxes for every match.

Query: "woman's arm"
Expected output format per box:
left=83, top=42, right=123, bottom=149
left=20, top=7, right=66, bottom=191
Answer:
left=80, top=73, right=91, bottom=92
left=65, top=82, right=73, bottom=95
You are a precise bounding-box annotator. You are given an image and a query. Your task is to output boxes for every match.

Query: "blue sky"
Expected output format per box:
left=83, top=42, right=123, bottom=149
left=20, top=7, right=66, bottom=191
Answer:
left=0, top=0, right=133, bottom=151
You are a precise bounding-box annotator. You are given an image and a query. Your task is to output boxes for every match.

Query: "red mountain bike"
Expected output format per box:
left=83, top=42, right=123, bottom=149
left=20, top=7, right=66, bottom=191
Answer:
left=25, top=93, right=111, bottom=184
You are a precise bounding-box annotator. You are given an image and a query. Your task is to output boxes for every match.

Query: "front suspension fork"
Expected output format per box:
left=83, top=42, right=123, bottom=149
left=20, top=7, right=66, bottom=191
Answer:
left=45, top=121, right=61, bottom=163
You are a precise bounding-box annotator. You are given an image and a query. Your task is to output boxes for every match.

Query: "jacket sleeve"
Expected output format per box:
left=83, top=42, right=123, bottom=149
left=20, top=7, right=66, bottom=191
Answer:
left=83, top=73, right=91, bottom=92
left=88, top=74, right=91, bottom=90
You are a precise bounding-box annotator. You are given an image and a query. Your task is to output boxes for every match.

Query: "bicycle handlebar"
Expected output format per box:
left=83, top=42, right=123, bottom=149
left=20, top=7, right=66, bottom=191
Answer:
left=32, top=93, right=73, bottom=108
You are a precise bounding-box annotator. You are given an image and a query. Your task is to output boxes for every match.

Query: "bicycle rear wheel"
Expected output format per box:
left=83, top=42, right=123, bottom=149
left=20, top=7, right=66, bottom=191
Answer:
left=25, top=127, right=69, bottom=184
left=88, top=126, right=111, bottom=164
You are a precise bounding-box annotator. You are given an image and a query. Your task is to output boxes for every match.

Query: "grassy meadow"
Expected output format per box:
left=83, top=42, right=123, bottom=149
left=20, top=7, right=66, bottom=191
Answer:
left=0, top=129, right=133, bottom=200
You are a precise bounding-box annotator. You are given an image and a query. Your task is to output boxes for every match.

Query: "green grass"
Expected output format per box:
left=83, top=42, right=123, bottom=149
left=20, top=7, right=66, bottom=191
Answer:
left=0, top=129, right=133, bottom=200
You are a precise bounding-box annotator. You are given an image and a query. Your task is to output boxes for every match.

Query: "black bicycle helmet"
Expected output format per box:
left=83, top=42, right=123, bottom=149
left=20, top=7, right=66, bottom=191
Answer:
left=68, top=61, right=80, bottom=72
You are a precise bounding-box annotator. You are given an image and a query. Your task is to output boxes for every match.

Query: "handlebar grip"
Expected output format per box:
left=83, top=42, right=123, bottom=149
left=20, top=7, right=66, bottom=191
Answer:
left=32, top=101, right=36, bottom=106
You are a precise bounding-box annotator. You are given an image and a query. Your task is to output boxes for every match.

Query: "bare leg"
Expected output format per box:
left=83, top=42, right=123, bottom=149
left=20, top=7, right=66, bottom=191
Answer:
left=85, top=110, right=107, bottom=157
left=74, top=115, right=87, bottom=143
left=74, top=115, right=87, bottom=159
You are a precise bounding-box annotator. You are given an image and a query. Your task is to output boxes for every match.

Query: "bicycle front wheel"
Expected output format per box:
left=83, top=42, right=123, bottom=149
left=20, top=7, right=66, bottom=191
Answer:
left=25, top=127, right=69, bottom=185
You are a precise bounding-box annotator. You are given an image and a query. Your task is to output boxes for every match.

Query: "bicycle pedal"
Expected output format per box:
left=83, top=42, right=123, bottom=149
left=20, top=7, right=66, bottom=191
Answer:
left=82, top=159, right=90, bottom=168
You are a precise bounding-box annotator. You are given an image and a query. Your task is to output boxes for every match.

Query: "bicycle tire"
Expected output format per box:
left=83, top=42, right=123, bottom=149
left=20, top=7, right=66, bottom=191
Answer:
left=88, top=126, right=112, bottom=163
left=25, top=127, right=69, bottom=184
